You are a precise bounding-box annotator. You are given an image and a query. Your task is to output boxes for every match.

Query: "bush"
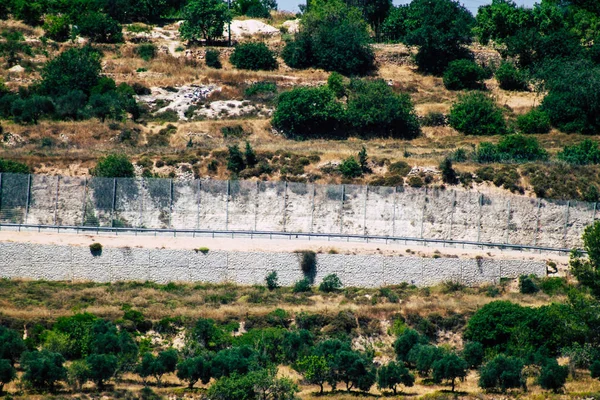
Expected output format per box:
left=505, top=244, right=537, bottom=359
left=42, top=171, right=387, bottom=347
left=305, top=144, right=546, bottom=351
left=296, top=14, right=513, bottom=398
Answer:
left=89, top=242, right=103, bottom=255
left=76, top=12, right=123, bottom=43
left=495, top=61, right=528, bottom=91
left=205, top=49, right=222, bottom=68
left=136, top=43, right=156, bottom=61
left=519, top=274, right=539, bottom=294
left=281, top=0, right=374, bottom=76
left=230, top=42, right=277, bottom=71
left=516, top=109, right=551, bottom=134
left=420, top=112, right=447, bottom=127
left=327, top=72, right=346, bottom=98
left=40, top=47, right=103, bottom=97
left=475, top=134, right=548, bottom=163
left=558, top=139, right=600, bottom=165
left=462, top=342, right=484, bottom=369
left=43, top=14, right=71, bottom=42
left=0, top=359, right=15, bottom=393
left=345, top=79, right=420, bottom=139
left=0, top=158, right=30, bottom=174
left=293, top=278, right=312, bottom=293
left=591, top=360, right=600, bottom=379
left=448, top=92, right=507, bottom=135
left=538, top=358, right=568, bottom=392
left=265, top=271, right=279, bottom=290
left=432, top=354, right=468, bottom=392
left=439, top=157, right=458, bottom=184
left=91, top=154, right=135, bottom=177
left=443, top=59, right=486, bottom=90
left=339, top=157, right=362, bottom=179
left=377, top=361, right=414, bottom=395
left=179, top=0, right=232, bottom=43
left=319, top=274, right=342, bottom=293
left=20, top=350, right=67, bottom=391
left=272, top=86, right=344, bottom=138
left=478, top=355, right=525, bottom=392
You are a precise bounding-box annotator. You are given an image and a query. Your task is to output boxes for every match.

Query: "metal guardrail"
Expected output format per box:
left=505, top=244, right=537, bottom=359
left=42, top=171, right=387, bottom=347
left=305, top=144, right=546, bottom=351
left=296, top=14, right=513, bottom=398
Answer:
left=0, top=223, right=576, bottom=255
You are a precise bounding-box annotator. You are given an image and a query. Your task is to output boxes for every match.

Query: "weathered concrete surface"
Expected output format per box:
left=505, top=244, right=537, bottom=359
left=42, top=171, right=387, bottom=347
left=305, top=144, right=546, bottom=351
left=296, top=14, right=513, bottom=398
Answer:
left=0, top=242, right=547, bottom=287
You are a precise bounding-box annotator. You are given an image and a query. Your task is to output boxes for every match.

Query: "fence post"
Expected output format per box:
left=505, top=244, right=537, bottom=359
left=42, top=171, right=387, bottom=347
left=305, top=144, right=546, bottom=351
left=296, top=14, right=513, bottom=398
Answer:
left=110, top=178, right=117, bottom=227
left=363, top=185, right=368, bottom=236
left=534, top=199, right=542, bottom=246
left=339, top=185, right=345, bottom=234
left=24, top=174, right=32, bottom=224
left=53, top=175, right=60, bottom=226
left=81, top=177, right=88, bottom=226
left=477, top=194, right=483, bottom=243
left=225, top=180, right=230, bottom=230
left=282, top=181, right=288, bottom=232
left=391, top=186, right=398, bottom=237
left=505, top=200, right=511, bottom=245
left=563, top=200, right=571, bottom=248
left=310, top=184, right=316, bottom=234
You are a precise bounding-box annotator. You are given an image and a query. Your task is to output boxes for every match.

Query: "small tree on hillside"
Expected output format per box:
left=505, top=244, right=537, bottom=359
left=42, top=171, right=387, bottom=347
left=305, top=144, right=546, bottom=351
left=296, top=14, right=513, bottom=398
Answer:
left=91, top=154, right=135, bottom=178
left=230, top=42, right=278, bottom=71
left=478, top=355, right=525, bottom=392
left=0, top=359, right=16, bottom=394
left=448, top=92, right=508, bottom=136
left=432, top=353, right=468, bottom=392
left=377, top=361, right=414, bottom=395
left=297, top=355, right=329, bottom=394
left=227, top=144, right=246, bottom=174
left=86, top=353, right=118, bottom=389
left=20, top=350, right=67, bottom=392
left=179, top=0, right=232, bottom=43
left=570, top=221, right=600, bottom=298
left=176, top=356, right=212, bottom=389
left=538, top=358, right=568, bottom=393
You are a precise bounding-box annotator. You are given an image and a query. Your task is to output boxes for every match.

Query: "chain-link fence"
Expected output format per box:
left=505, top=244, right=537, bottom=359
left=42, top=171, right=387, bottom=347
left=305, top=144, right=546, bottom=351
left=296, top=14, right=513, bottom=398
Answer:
left=0, top=172, right=595, bottom=249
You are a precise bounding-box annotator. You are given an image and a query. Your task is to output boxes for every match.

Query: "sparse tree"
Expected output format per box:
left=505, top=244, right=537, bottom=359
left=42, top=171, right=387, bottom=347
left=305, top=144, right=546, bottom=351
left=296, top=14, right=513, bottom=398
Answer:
left=432, top=353, right=468, bottom=392
left=179, top=0, right=232, bottom=43
left=377, top=361, right=414, bottom=395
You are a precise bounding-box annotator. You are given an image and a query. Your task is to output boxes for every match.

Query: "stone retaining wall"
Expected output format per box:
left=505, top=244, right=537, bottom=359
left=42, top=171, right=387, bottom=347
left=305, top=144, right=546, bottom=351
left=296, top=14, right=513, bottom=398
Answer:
left=0, top=242, right=547, bottom=287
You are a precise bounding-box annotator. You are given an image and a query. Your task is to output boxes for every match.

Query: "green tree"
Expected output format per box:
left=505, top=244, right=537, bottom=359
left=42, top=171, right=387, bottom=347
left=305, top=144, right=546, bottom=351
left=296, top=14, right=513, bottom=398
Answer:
left=176, top=356, right=212, bottom=389
left=227, top=144, right=246, bottom=174
left=558, top=139, right=600, bottom=165
left=443, top=59, right=486, bottom=90
left=475, top=0, right=533, bottom=44
left=210, top=346, right=260, bottom=378
left=0, top=326, right=26, bottom=365
left=439, top=157, right=458, bottom=184
left=319, top=274, right=342, bottom=293
left=67, top=360, right=90, bottom=391
left=495, top=61, right=529, bottom=91
left=432, top=353, right=468, bottom=392
left=11, top=96, right=55, bottom=124
left=408, top=344, right=445, bottom=376
left=51, top=313, right=97, bottom=360
left=20, top=350, right=67, bottom=392
left=230, top=42, right=278, bottom=71
left=179, top=0, right=232, bottom=43
left=377, top=361, right=414, bottom=395
left=394, top=328, right=426, bottom=363
left=91, top=154, right=135, bottom=178
left=590, top=360, right=600, bottom=379
left=137, top=349, right=178, bottom=386
left=462, top=341, right=484, bottom=369
left=0, top=359, right=16, bottom=394
left=266, top=271, right=279, bottom=290
left=381, top=5, right=408, bottom=41
left=571, top=221, right=600, bottom=298
left=43, top=14, right=71, bottom=42
left=327, top=72, right=346, bottom=98
left=297, top=355, right=329, bottom=394
left=190, top=317, right=229, bottom=351
left=516, top=109, right=550, bottom=134
left=345, top=79, right=420, bottom=139
left=86, top=354, right=118, bottom=389
left=538, top=358, right=568, bottom=392
left=272, top=86, right=344, bottom=138
left=244, top=141, right=257, bottom=168
left=339, top=157, right=362, bottom=179
left=448, top=91, right=508, bottom=135
left=403, top=0, right=475, bottom=75
left=0, top=30, right=33, bottom=67
left=75, top=12, right=123, bottom=43
left=282, top=0, right=374, bottom=76
left=478, top=355, right=525, bottom=392
left=335, top=350, right=376, bottom=392
left=40, top=47, right=102, bottom=97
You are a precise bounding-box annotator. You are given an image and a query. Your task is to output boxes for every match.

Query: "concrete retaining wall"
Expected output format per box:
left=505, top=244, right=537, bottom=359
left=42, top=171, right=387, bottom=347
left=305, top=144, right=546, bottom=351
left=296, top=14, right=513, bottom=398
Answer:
left=0, top=242, right=547, bottom=287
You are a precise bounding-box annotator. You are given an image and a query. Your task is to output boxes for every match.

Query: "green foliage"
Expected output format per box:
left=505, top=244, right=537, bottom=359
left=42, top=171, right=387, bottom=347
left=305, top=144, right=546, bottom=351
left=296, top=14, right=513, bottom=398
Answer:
left=245, top=81, right=276, bottom=97
left=432, top=353, right=468, bottom=392
left=443, top=59, right=486, bottom=90
left=319, top=274, right=342, bottom=293
left=210, top=346, right=260, bottom=378
left=76, top=12, right=123, bottom=43
left=377, top=361, right=414, bottom=395
left=570, top=222, right=600, bottom=299
left=293, top=278, right=312, bottom=293
left=233, top=0, right=275, bottom=18
left=190, top=317, right=229, bottom=351
left=227, top=144, right=245, bottom=174
left=0, top=359, right=15, bottom=393
left=176, top=356, right=212, bottom=389
left=439, top=157, right=458, bottom=184
left=299, top=250, right=317, bottom=283
left=516, top=109, right=551, bottom=134
left=297, top=355, right=329, bottom=394
left=137, top=43, right=156, bottom=61
left=91, top=154, right=135, bottom=178
left=345, top=79, right=421, bottom=139
left=89, top=242, right=103, bottom=255
left=179, top=0, right=232, bottom=43
left=381, top=5, right=408, bottom=41
left=327, top=72, right=346, bottom=98
left=475, top=134, right=548, bottom=163
left=0, top=30, right=33, bottom=67
left=205, top=49, right=222, bottom=68
left=558, top=139, right=600, bottom=165
left=51, top=313, right=97, bottom=359
left=244, top=142, right=257, bottom=168
left=40, top=47, right=102, bottom=97
left=402, top=0, right=475, bottom=75
left=85, top=353, right=118, bottom=389
left=408, top=344, right=444, bottom=376
left=495, top=61, right=528, bottom=91
left=136, top=349, right=178, bottom=386
left=272, top=87, right=344, bottom=138
left=11, top=95, right=55, bottom=124
left=448, top=92, right=508, bottom=136
left=43, top=14, right=71, bottom=42
left=538, top=358, right=568, bottom=392
left=591, top=360, right=600, bottom=379
left=282, top=0, right=375, bottom=76
left=265, top=271, right=279, bottom=290
left=0, top=326, right=26, bottom=365
left=67, top=360, right=90, bottom=391
left=394, top=328, right=426, bottom=363
left=20, top=350, right=67, bottom=391
left=207, top=369, right=299, bottom=400
left=339, top=157, right=362, bottom=179
left=478, top=354, right=525, bottom=392
left=519, top=274, right=539, bottom=294
left=0, top=158, right=30, bottom=174
left=462, top=341, right=484, bottom=369
left=475, top=0, right=532, bottom=45
left=230, top=42, right=278, bottom=71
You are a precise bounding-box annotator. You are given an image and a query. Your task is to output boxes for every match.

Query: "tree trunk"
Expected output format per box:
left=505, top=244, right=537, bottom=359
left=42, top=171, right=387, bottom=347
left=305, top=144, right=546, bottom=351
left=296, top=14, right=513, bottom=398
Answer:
left=451, top=378, right=455, bottom=392
left=319, top=383, right=324, bottom=394
left=393, top=385, right=397, bottom=395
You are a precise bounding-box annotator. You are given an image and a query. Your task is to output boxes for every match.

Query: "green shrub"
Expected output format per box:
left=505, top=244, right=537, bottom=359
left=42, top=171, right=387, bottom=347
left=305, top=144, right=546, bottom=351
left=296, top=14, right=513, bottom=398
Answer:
left=265, top=271, right=279, bottom=290
left=448, top=92, right=507, bottom=135
left=516, top=109, right=551, bottom=134
left=475, top=134, right=548, bottom=163
left=462, top=342, right=484, bottom=369
left=538, top=358, right=568, bottom=392
left=299, top=250, right=317, bottom=282
left=293, top=278, right=312, bottom=293
left=439, top=157, right=458, bottom=184
left=388, top=161, right=411, bottom=176
left=230, top=42, right=277, bottom=71
left=0, top=158, right=30, bottom=174
left=339, top=157, right=362, bottom=179
left=327, top=72, right=346, bottom=98
left=43, top=14, right=70, bottom=42
left=478, top=355, right=525, bottom=391
left=89, top=243, right=103, bottom=255
left=244, top=81, right=276, bottom=97
left=420, top=112, right=447, bottom=127
left=443, top=59, right=486, bottom=90
left=0, top=358, right=16, bottom=393
left=91, top=154, right=135, bottom=177
left=591, top=360, right=600, bottom=379
left=75, top=12, right=123, bottom=43
left=195, top=247, right=209, bottom=254
left=495, top=61, right=528, bottom=91
left=558, top=139, right=600, bottom=165
left=205, top=49, right=222, bottom=69
left=539, top=277, right=568, bottom=296
left=319, top=274, right=342, bottom=293
left=136, top=43, right=156, bottom=61
left=519, top=274, right=539, bottom=294
left=20, top=350, right=67, bottom=391
left=272, top=86, right=344, bottom=138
